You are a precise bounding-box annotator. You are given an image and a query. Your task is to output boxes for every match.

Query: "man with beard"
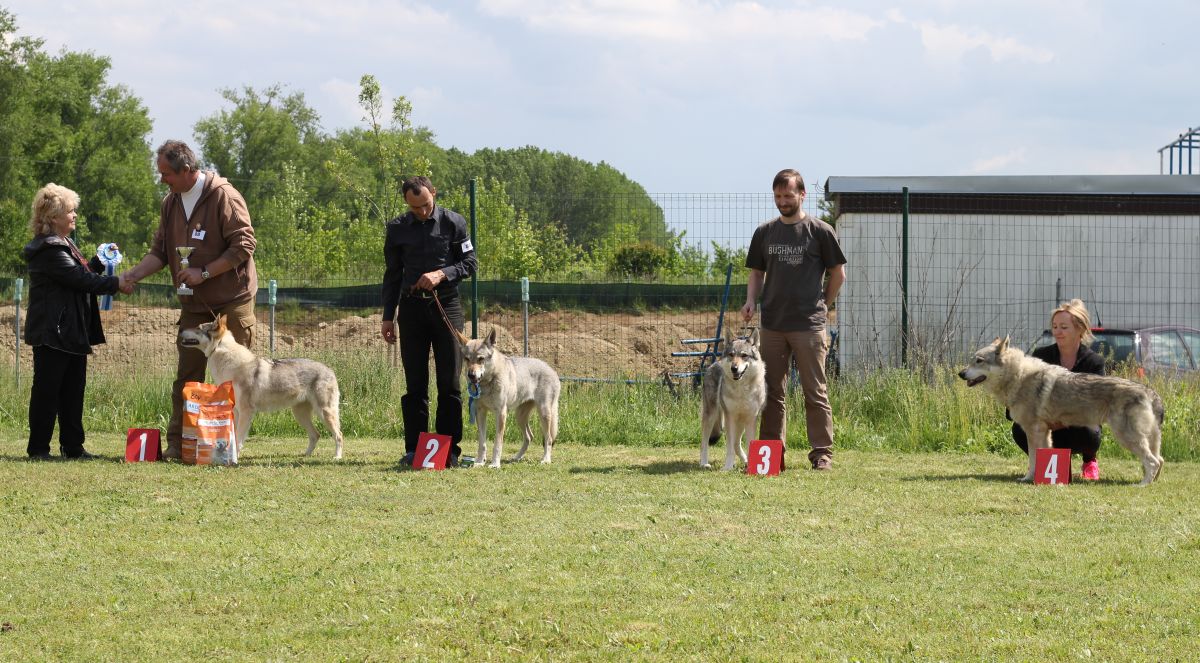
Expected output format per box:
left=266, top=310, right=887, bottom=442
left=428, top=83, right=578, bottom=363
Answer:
left=741, top=169, right=846, bottom=470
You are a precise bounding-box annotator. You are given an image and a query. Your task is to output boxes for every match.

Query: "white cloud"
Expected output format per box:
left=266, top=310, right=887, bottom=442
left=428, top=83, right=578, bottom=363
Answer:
left=479, top=0, right=882, bottom=43
left=970, top=148, right=1029, bottom=174
left=887, top=9, right=1055, bottom=65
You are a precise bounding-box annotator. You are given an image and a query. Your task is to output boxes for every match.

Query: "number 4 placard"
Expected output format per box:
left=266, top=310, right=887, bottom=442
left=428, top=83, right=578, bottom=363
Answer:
left=747, top=440, right=784, bottom=476
left=414, top=432, right=452, bottom=470
left=1034, top=448, right=1071, bottom=485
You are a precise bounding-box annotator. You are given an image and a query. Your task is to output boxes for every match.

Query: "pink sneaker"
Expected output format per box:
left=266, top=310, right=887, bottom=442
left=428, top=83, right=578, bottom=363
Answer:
left=1081, top=459, right=1099, bottom=481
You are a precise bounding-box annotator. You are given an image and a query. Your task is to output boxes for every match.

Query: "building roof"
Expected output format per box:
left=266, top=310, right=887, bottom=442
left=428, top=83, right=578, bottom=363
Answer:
left=824, top=175, right=1200, bottom=196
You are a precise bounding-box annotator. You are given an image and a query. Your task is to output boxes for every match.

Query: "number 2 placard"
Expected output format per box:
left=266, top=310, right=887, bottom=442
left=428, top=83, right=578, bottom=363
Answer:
left=1034, top=448, right=1071, bottom=485
left=415, top=432, right=452, bottom=470
left=747, top=439, right=784, bottom=476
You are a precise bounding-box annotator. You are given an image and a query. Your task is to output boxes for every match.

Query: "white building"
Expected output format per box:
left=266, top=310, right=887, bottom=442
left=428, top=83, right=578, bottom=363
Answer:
left=824, top=175, right=1200, bottom=370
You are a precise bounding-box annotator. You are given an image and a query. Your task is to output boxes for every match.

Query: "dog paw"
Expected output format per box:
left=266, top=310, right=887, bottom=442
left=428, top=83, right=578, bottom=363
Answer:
left=487, top=462, right=501, bottom=469
left=721, top=464, right=736, bottom=471
left=1017, top=474, right=1034, bottom=483
left=700, top=462, right=712, bottom=470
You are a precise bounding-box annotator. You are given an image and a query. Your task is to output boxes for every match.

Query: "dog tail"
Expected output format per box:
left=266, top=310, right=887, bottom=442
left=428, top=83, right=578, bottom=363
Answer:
left=1152, top=391, right=1165, bottom=426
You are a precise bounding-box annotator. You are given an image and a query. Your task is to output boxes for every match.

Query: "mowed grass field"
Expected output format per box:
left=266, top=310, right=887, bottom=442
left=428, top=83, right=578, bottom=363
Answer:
left=2, top=436, right=1197, bottom=661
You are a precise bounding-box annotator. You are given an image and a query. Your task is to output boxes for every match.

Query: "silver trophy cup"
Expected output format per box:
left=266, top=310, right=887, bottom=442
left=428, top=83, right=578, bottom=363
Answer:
left=176, top=246, right=195, bottom=295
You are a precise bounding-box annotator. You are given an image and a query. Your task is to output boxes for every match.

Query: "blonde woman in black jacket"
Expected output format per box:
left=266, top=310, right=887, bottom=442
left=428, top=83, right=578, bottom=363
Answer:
left=24, top=183, right=127, bottom=460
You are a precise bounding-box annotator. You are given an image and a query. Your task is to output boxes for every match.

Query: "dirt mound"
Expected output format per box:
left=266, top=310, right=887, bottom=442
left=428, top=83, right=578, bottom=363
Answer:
left=1, top=305, right=733, bottom=381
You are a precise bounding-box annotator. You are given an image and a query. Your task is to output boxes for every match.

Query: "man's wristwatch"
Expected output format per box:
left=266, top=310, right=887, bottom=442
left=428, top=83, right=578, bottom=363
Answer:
left=200, top=267, right=210, bottom=280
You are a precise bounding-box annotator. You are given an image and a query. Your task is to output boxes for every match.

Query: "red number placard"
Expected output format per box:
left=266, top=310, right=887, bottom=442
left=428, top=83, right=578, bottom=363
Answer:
left=747, top=439, right=784, bottom=476
left=1034, top=448, right=1071, bottom=485
left=415, top=432, right=452, bottom=470
left=125, top=428, right=162, bottom=462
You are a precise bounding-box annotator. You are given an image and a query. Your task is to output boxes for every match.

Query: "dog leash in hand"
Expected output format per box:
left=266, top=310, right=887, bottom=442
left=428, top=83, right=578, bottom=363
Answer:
left=428, top=289, right=480, bottom=422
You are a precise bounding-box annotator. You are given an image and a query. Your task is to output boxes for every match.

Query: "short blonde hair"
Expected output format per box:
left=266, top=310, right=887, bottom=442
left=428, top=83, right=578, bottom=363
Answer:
left=30, top=183, right=80, bottom=236
left=1050, top=298, right=1094, bottom=345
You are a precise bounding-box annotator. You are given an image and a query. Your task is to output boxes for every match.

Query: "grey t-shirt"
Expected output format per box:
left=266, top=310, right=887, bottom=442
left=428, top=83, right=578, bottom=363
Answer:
left=746, top=214, right=847, bottom=332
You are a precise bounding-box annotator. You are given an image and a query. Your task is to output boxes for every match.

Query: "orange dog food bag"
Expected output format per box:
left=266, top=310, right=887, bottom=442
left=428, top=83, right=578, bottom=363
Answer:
left=181, top=381, right=238, bottom=466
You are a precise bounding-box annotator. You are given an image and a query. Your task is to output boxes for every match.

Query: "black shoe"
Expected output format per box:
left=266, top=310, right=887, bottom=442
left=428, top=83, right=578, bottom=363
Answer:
left=64, top=450, right=98, bottom=460
left=448, top=454, right=461, bottom=469
left=400, top=452, right=415, bottom=467
left=28, top=452, right=54, bottom=461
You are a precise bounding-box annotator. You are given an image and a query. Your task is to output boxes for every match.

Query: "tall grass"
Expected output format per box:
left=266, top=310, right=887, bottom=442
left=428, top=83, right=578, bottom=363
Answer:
left=2, top=356, right=1198, bottom=462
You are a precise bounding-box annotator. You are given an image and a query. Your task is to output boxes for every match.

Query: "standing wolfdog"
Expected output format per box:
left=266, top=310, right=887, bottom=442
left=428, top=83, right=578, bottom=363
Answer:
left=179, top=314, right=345, bottom=459
left=700, top=329, right=767, bottom=470
left=958, top=336, right=1164, bottom=486
left=458, top=328, right=561, bottom=468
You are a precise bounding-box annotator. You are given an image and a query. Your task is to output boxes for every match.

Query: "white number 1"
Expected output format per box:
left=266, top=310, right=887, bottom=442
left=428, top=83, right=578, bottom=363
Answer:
left=1043, top=453, right=1059, bottom=484
left=137, top=432, right=148, bottom=461
left=756, top=446, right=772, bottom=475
left=422, top=438, right=441, bottom=468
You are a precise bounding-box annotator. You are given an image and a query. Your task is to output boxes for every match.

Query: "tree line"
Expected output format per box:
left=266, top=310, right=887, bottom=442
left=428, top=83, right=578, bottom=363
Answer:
left=0, top=8, right=742, bottom=285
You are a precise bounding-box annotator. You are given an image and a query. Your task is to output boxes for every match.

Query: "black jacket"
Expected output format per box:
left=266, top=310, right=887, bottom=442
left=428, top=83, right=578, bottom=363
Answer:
left=23, top=234, right=119, bottom=354
left=1031, top=342, right=1106, bottom=376
left=381, top=205, right=477, bottom=322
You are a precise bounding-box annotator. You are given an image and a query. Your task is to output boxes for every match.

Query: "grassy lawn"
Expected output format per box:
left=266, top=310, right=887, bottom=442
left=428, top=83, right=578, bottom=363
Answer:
left=2, top=436, right=1197, bottom=661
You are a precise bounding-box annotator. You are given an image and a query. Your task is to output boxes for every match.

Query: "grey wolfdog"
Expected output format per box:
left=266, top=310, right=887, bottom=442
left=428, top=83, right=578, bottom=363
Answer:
left=179, top=314, right=344, bottom=459
left=457, top=327, right=561, bottom=468
left=958, top=336, right=1164, bottom=486
left=700, top=328, right=767, bottom=470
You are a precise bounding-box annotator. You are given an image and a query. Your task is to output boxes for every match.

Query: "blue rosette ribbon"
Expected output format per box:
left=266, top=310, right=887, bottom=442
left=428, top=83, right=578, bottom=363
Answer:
left=96, top=243, right=123, bottom=311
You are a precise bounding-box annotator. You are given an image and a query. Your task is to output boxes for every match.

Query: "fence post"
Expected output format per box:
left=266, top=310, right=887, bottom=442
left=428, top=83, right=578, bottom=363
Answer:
left=14, top=277, right=23, bottom=387
left=521, top=277, right=529, bottom=356
left=470, top=178, right=478, bottom=339
left=269, top=279, right=277, bottom=354
left=901, top=186, right=910, bottom=367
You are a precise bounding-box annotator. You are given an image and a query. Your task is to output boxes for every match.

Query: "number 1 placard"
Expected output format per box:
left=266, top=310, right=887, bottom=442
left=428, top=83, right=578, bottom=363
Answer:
left=415, top=432, right=452, bottom=470
left=747, top=439, right=784, bottom=476
left=1034, top=448, right=1071, bottom=485
left=125, top=428, right=162, bottom=462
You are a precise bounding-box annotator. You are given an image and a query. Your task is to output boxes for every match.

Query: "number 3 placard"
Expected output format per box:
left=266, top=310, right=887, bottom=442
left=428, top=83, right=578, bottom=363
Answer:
left=747, top=439, right=784, bottom=476
left=415, top=432, right=452, bottom=470
left=1034, top=448, right=1071, bottom=485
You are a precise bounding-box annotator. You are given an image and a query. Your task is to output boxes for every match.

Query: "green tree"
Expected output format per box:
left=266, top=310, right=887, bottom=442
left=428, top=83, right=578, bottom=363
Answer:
left=192, top=84, right=326, bottom=204
left=0, top=9, right=157, bottom=272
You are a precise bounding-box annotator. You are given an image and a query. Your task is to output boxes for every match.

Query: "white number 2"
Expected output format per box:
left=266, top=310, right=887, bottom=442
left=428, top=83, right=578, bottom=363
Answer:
left=756, top=446, right=772, bottom=475
left=1043, top=453, right=1059, bottom=484
left=421, top=438, right=441, bottom=468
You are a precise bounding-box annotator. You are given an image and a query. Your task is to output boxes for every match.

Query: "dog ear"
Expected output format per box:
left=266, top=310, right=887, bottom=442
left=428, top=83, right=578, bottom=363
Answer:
left=216, top=313, right=228, bottom=335
left=486, top=327, right=497, bottom=347
left=997, top=335, right=1009, bottom=353
left=749, top=327, right=760, bottom=346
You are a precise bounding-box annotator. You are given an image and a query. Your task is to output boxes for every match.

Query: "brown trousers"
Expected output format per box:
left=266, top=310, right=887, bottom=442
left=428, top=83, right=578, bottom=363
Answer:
left=165, top=299, right=255, bottom=456
left=758, top=328, right=834, bottom=463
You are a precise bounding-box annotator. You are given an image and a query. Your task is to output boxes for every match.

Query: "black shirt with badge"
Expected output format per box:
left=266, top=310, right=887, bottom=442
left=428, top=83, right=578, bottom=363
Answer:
left=381, top=204, right=477, bottom=321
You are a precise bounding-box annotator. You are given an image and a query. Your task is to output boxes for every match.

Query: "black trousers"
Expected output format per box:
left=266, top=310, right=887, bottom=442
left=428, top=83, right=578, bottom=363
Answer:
left=28, top=345, right=89, bottom=457
left=1011, top=423, right=1102, bottom=462
left=397, top=295, right=465, bottom=456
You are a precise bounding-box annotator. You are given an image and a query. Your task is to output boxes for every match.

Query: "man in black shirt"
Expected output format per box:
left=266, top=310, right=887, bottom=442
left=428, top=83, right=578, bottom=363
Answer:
left=381, top=176, right=478, bottom=467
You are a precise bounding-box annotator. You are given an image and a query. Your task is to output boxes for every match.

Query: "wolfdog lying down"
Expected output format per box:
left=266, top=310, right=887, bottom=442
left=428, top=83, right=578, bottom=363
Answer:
left=700, top=329, right=767, bottom=470
left=958, top=336, right=1163, bottom=485
left=179, top=314, right=344, bottom=459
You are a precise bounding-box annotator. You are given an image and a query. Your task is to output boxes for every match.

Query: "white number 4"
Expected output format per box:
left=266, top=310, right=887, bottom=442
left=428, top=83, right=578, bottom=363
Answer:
left=1043, top=453, right=1059, bottom=484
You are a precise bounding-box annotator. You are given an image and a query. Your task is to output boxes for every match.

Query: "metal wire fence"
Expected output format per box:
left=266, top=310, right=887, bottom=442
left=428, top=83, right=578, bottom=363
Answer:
left=5, top=181, right=1200, bottom=385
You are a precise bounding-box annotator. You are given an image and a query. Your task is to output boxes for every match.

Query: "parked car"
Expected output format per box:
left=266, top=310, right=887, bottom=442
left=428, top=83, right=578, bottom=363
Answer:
left=1031, top=325, right=1200, bottom=375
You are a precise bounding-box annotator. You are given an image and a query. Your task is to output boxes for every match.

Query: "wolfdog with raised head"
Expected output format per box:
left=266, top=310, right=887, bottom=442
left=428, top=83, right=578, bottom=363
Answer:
left=700, top=328, right=767, bottom=470
left=179, top=314, right=344, bottom=459
left=958, top=336, right=1164, bottom=486
left=458, top=327, right=561, bottom=468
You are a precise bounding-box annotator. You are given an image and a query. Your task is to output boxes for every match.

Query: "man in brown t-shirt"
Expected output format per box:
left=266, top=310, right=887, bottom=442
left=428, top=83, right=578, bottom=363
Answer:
left=742, top=169, right=846, bottom=470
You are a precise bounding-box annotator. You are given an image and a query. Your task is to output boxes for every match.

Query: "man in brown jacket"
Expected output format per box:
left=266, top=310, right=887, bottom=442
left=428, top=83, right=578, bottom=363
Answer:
left=124, top=140, right=257, bottom=460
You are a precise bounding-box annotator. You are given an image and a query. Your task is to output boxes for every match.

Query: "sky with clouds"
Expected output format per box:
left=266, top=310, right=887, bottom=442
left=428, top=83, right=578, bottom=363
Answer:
left=6, top=1, right=1199, bottom=194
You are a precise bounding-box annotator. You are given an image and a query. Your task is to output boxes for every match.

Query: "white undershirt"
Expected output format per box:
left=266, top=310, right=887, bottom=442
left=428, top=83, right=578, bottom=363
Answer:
left=180, top=172, right=206, bottom=220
